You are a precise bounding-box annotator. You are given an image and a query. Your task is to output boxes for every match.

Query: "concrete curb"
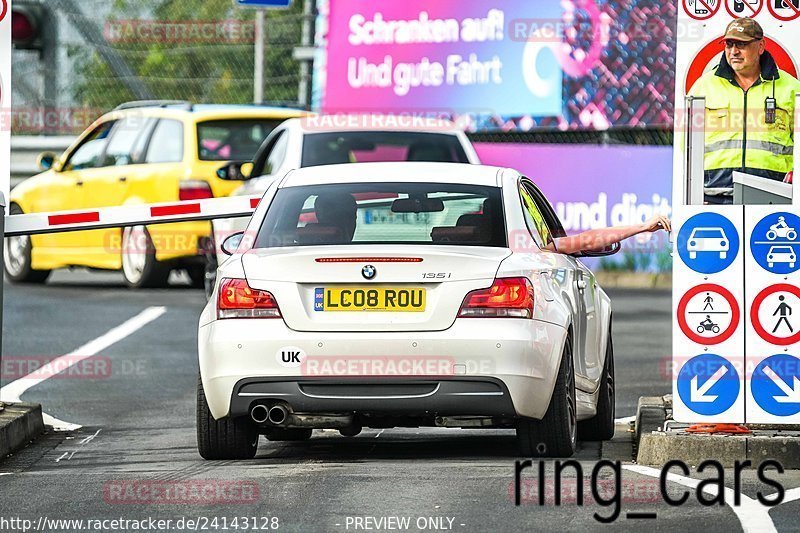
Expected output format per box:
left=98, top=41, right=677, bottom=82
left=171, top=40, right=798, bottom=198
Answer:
left=0, top=403, right=45, bottom=460
left=595, top=272, right=672, bottom=289
left=637, top=431, right=800, bottom=468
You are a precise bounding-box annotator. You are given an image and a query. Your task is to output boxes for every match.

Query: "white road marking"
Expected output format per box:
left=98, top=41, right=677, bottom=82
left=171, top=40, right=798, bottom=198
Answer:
left=0, top=307, right=166, bottom=431
left=80, top=429, right=101, bottom=445
left=624, top=464, right=777, bottom=533
left=781, top=487, right=800, bottom=504
left=0, top=473, right=12, bottom=476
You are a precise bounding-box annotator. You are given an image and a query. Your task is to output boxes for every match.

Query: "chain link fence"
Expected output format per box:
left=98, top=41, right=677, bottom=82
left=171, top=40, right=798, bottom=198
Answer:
left=11, top=0, right=310, bottom=135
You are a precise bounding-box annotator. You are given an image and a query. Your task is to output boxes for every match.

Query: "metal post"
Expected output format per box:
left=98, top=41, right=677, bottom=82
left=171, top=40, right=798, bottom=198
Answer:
left=42, top=4, right=58, bottom=109
left=297, top=0, right=313, bottom=107
left=684, top=96, right=706, bottom=206
left=254, top=10, right=265, bottom=104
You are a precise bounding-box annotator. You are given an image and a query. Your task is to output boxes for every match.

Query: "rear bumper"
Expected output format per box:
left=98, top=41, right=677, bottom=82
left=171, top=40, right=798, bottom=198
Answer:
left=198, top=317, right=568, bottom=421
left=228, top=377, right=517, bottom=418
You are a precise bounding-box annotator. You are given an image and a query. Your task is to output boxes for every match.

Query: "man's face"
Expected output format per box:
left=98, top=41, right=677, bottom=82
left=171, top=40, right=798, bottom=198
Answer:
left=724, top=38, right=765, bottom=74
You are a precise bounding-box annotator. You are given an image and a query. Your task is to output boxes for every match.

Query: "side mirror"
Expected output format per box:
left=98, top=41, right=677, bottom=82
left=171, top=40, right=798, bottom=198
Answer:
left=37, top=152, right=59, bottom=172
left=221, top=232, right=244, bottom=256
left=216, top=161, right=254, bottom=181
left=572, top=242, right=621, bottom=258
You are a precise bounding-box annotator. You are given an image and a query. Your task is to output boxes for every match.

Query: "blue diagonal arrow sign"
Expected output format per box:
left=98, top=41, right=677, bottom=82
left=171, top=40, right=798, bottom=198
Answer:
left=752, top=354, right=800, bottom=416
left=677, top=354, right=740, bottom=415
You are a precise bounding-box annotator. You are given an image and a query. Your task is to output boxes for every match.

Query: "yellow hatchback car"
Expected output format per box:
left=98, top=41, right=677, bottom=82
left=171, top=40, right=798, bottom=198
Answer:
left=5, top=102, right=305, bottom=288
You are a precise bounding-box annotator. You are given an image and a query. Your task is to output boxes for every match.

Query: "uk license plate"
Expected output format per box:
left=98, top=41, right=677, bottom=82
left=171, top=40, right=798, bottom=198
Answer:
left=314, top=287, right=426, bottom=312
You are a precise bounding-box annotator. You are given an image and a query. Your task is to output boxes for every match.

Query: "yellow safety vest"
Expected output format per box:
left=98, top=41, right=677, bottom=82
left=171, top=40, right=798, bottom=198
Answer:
left=689, top=52, right=800, bottom=194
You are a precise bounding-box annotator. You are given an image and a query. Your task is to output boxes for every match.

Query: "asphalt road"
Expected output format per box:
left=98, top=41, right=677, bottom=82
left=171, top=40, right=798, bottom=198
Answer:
left=1, top=271, right=799, bottom=532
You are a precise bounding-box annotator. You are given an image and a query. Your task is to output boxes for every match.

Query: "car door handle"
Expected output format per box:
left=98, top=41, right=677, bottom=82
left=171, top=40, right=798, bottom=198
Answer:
left=118, top=176, right=127, bottom=182
left=76, top=180, right=84, bottom=186
left=576, top=279, right=587, bottom=291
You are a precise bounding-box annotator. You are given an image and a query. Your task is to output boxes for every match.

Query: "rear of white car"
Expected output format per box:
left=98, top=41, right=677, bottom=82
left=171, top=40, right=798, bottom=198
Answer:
left=197, top=163, right=613, bottom=460
left=207, top=120, right=481, bottom=297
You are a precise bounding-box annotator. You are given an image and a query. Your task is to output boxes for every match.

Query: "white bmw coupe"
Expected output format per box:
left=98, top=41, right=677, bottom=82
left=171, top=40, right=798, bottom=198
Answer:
left=197, top=162, right=616, bottom=459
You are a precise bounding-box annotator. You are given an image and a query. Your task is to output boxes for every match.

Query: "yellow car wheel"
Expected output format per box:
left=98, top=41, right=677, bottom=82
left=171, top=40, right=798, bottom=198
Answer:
left=3, top=204, right=51, bottom=284
left=121, top=225, right=170, bottom=289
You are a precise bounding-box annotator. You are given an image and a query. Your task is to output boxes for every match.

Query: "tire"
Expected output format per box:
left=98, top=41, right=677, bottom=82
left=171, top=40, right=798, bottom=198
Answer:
left=689, top=252, right=697, bottom=259
left=121, top=225, right=170, bottom=289
left=767, top=230, right=777, bottom=241
left=197, top=375, right=258, bottom=460
left=3, top=204, right=51, bottom=283
left=788, top=231, right=797, bottom=241
left=517, top=332, right=577, bottom=457
left=720, top=252, right=727, bottom=259
left=712, top=326, right=720, bottom=334
left=264, top=428, right=313, bottom=441
left=577, top=331, right=615, bottom=441
left=696, top=325, right=705, bottom=333
left=186, top=265, right=205, bottom=289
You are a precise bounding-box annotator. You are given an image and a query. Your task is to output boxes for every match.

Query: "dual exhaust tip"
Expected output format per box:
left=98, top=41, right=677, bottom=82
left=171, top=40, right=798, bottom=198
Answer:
left=249, top=403, right=362, bottom=436
left=250, top=403, right=288, bottom=425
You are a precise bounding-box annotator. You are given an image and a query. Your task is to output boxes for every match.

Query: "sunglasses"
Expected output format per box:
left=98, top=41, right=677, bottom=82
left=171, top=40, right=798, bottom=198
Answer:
left=723, top=38, right=761, bottom=49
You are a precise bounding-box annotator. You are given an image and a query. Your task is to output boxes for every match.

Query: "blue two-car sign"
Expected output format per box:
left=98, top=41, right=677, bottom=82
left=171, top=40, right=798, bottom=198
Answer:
left=235, top=0, right=293, bottom=7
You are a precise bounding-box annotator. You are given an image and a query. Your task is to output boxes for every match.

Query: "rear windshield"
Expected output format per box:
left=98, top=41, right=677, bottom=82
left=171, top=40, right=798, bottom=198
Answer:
left=300, top=132, right=469, bottom=167
left=197, top=119, right=282, bottom=161
left=255, top=182, right=505, bottom=248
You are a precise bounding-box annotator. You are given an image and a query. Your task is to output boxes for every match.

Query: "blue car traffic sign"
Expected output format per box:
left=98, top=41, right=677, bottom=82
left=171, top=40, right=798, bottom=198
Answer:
left=752, top=354, right=800, bottom=417
left=235, top=0, right=293, bottom=7
left=750, top=212, right=800, bottom=274
left=677, top=213, right=739, bottom=274
left=677, top=353, right=740, bottom=416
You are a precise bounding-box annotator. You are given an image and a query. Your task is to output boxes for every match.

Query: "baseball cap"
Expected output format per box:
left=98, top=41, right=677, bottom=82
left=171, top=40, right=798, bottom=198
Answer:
left=723, top=17, right=764, bottom=42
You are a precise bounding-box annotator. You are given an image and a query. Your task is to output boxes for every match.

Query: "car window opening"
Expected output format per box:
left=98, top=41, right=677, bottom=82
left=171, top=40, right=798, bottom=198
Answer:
left=254, top=182, right=506, bottom=248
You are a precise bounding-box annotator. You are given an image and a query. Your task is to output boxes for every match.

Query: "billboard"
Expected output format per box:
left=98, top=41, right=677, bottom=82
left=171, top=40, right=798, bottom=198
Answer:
left=313, top=0, right=677, bottom=131
left=474, top=143, right=672, bottom=232
left=474, top=143, right=673, bottom=268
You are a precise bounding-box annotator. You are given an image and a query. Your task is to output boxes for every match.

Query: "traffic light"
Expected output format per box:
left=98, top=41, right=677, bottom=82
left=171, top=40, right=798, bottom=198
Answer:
left=11, top=2, right=46, bottom=52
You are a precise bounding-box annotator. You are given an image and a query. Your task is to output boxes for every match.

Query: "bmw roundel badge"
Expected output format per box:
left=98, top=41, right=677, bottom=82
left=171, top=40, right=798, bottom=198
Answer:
left=362, top=264, right=376, bottom=280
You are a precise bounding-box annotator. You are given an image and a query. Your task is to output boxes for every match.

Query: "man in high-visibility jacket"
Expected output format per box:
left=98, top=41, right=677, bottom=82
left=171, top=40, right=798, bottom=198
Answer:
left=689, top=18, right=800, bottom=204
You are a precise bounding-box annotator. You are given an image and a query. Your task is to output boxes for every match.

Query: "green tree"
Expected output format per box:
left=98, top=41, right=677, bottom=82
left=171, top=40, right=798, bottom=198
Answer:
left=71, top=0, right=303, bottom=109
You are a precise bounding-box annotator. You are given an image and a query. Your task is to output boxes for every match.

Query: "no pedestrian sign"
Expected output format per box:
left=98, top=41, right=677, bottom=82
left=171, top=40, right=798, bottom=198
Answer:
left=750, top=284, right=800, bottom=345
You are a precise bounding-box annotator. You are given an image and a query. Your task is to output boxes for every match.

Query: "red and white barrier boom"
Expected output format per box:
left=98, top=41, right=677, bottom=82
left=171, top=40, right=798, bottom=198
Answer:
left=3, top=195, right=261, bottom=237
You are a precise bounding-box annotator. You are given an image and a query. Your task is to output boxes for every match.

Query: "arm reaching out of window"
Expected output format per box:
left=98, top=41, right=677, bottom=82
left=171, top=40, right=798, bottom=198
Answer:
left=545, top=215, right=672, bottom=255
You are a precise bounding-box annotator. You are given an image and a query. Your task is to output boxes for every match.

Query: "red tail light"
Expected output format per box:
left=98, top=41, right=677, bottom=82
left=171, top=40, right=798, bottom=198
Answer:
left=217, top=278, right=281, bottom=319
left=458, top=277, right=534, bottom=319
left=179, top=180, right=214, bottom=201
